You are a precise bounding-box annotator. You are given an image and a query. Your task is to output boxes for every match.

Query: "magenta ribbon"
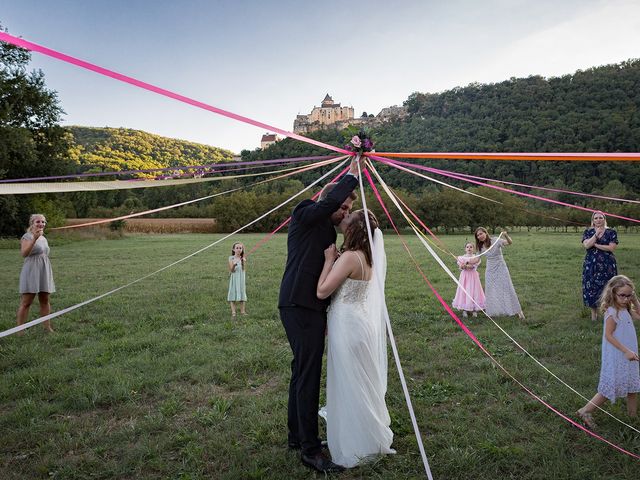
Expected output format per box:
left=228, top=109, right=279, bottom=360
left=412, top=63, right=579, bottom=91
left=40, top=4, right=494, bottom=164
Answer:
left=0, top=155, right=337, bottom=183
left=364, top=171, right=640, bottom=459
left=428, top=168, right=640, bottom=205
left=370, top=154, right=640, bottom=224
left=0, top=32, right=350, bottom=156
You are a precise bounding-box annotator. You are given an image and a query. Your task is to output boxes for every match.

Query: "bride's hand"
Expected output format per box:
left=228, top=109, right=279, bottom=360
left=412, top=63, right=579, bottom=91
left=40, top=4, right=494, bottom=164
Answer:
left=324, top=244, right=338, bottom=262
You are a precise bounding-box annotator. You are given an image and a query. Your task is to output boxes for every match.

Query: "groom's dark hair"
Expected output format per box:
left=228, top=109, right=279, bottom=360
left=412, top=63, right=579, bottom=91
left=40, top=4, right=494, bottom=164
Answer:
left=319, top=182, right=358, bottom=201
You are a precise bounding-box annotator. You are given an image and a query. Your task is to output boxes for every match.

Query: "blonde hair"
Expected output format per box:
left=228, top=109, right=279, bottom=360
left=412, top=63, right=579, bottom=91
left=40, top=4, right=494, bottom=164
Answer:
left=27, top=214, right=46, bottom=234
left=599, top=275, right=635, bottom=313
left=590, top=211, right=608, bottom=229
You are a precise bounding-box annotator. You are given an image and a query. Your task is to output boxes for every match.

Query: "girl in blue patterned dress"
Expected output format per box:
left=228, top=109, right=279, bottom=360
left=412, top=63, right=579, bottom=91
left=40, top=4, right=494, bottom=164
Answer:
left=582, top=211, right=618, bottom=321
left=577, top=275, right=640, bottom=429
left=227, top=242, right=247, bottom=317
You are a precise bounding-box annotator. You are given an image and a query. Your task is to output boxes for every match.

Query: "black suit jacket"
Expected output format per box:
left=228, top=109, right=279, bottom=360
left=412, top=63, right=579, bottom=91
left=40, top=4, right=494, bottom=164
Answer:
left=278, top=174, right=358, bottom=311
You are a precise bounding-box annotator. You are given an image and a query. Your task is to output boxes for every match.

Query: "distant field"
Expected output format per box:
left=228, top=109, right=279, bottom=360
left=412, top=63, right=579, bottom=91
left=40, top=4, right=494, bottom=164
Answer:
left=66, top=218, right=217, bottom=233
left=1, top=232, right=639, bottom=479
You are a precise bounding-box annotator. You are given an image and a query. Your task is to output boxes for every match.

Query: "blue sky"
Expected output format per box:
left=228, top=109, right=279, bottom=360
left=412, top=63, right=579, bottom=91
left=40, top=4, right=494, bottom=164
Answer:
left=2, top=0, right=639, bottom=153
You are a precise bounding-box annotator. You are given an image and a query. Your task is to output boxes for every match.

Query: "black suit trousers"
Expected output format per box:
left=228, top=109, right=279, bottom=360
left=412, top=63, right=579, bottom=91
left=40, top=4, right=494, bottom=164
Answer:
left=280, top=306, right=326, bottom=456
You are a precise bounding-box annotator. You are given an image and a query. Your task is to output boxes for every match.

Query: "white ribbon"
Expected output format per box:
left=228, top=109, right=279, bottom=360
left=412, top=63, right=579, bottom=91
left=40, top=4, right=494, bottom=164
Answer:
left=357, top=159, right=435, bottom=480
left=0, top=159, right=340, bottom=195
left=1, top=158, right=349, bottom=338
left=368, top=161, right=640, bottom=435
left=51, top=156, right=343, bottom=230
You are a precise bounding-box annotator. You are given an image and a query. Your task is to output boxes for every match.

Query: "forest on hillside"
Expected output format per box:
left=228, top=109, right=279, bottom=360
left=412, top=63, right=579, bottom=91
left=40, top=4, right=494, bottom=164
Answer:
left=69, top=126, right=235, bottom=175
left=2, top=23, right=639, bottom=235
left=249, top=60, right=640, bottom=194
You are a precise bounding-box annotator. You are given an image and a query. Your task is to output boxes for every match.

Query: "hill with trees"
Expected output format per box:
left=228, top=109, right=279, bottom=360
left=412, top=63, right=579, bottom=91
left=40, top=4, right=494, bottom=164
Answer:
left=0, top=24, right=75, bottom=235
left=236, top=59, right=640, bottom=233
left=68, top=126, right=235, bottom=175
left=251, top=59, right=640, bottom=194
left=2, top=20, right=639, bottom=234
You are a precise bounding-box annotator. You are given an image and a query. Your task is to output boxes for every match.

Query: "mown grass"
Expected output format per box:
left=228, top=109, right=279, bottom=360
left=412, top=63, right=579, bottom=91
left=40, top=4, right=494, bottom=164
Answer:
left=1, top=231, right=639, bottom=479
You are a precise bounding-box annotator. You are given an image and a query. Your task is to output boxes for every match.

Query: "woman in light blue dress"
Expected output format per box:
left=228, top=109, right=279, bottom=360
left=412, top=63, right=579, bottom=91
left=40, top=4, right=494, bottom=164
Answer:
left=17, top=214, right=55, bottom=333
left=227, top=242, right=247, bottom=317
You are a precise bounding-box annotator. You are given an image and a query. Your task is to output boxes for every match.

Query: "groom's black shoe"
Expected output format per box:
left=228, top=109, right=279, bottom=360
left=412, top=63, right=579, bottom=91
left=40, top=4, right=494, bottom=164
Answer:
left=288, top=440, right=328, bottom=450
left=301, top=452, right=345, bottom=473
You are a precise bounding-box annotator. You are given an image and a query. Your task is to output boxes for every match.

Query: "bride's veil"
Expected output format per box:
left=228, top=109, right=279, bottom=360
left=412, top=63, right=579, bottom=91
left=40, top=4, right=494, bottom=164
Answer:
left=370, top=228, right=389, bottom=393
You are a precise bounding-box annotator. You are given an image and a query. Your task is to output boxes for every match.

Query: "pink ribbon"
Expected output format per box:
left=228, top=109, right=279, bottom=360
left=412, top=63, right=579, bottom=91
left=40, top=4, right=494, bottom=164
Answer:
left=0, top=155, right=337, bottom=183
left=0, top=32, right=350, bottom=156
left=371, top=154, right=640, bottom=224
left=429, top=167, right=640, bottom=205
left=365, top=172, right=640, bottom=460
left=51, top=157, right=343, bottom=230
left=368, top=151, right=640, bottom=161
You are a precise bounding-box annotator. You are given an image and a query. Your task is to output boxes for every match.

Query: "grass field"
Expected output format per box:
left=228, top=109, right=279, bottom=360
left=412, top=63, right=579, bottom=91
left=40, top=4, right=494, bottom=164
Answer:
left=1, top=231, right=639, bottom=479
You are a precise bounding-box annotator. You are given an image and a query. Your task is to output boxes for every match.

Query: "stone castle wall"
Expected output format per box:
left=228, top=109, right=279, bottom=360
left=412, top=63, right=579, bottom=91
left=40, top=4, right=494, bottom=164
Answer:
left=294, top=96, right=407, bottom=134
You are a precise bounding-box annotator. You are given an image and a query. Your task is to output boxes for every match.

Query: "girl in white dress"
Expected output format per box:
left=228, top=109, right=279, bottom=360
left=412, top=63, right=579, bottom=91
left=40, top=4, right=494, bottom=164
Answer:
left=316, top=210, right=395, bottom=468
left=577, top=275, right=640, bottom=428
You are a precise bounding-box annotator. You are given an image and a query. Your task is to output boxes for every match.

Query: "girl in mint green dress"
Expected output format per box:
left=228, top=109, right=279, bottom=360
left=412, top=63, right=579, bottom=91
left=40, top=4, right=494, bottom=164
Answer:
left=227, top=242, right=247, bottom=316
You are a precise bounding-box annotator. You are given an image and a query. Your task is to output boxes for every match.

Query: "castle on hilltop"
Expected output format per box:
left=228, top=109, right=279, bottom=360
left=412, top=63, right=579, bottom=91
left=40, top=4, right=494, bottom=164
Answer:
left=293, top=94, right=407, bottom=134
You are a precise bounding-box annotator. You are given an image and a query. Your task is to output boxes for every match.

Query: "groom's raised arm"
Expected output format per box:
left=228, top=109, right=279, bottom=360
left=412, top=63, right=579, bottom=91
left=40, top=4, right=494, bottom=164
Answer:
left=293, top=157, right=361, bottom=225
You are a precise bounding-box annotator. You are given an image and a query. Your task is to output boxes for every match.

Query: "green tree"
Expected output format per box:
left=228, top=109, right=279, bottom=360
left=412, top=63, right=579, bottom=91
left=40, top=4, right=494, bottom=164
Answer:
left=0, top=25, right=74, bottom=236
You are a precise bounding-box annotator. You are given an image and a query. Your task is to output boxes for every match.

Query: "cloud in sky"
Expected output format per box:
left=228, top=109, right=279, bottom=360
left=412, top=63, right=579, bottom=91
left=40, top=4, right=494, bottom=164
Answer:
left=2, top=0, right=638, bottom=153
left=479, top=0, right=640, bottom=82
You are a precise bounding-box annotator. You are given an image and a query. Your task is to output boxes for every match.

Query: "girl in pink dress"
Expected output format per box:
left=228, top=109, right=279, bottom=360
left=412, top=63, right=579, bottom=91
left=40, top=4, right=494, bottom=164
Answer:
left=452, top=242, right=486, bottom=318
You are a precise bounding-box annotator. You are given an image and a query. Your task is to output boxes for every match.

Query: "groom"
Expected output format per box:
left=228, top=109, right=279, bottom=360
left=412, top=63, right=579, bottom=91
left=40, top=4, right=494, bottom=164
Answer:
left=278, top=155, right=361, bottom=473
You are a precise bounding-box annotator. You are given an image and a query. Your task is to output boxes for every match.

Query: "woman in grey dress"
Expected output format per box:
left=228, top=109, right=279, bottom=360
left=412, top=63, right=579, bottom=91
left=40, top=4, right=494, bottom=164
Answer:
left=16, top=214, right=55, bottom=333
left=474, top=227, right=525, bottom=319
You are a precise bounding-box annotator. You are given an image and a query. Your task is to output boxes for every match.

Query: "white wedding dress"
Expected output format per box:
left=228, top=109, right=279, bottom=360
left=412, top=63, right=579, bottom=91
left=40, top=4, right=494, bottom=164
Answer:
left=321, top=229, right=395, bottom=468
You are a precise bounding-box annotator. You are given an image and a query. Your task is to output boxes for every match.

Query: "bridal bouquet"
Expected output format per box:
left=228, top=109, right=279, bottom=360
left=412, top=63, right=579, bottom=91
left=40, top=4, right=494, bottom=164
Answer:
left=345, top=130, right=374, bottom=154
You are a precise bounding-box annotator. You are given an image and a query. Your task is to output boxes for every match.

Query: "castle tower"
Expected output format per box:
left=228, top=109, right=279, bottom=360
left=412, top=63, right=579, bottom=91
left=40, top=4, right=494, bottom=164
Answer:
left=321, top=94, right=334, bottom=108
left=293, top=94, right=355, bottom=133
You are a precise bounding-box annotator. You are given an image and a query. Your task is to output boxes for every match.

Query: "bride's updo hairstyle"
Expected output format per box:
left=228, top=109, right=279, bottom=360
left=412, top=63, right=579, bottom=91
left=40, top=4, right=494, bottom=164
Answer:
left=342, top=209, right=379, bottom=267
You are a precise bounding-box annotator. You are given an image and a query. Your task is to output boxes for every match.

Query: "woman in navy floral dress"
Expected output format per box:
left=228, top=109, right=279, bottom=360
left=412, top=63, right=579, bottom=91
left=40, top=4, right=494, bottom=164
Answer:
left=582, top=211, right=618, bottom=321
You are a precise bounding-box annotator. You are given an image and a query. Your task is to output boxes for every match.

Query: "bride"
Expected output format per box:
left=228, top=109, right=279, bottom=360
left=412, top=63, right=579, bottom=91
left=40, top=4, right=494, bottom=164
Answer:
left=316, top=209, right=395, bottom=468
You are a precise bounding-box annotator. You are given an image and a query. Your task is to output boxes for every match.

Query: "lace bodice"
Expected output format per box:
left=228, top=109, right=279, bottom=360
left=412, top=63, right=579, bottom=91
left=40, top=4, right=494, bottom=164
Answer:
left=331, top=278, right=370, bottom=305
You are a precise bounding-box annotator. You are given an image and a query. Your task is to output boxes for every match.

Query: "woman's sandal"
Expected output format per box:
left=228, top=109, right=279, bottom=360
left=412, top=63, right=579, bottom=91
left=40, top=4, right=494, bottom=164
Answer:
left=577, top=410, right=596, bottom=429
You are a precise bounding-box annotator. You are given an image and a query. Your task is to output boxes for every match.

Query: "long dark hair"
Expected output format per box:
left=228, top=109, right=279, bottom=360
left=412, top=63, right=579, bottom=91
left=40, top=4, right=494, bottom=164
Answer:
left=342, top=210, right=379, bottom=266
left=231, top=242, right=245, bottom=269
left=474, top=227, right=491, bottom=252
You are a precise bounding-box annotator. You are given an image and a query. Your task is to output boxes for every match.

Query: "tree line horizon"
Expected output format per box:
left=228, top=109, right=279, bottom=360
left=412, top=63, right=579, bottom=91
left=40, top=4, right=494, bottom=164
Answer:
left=1, top=23, right=639, bottom=236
